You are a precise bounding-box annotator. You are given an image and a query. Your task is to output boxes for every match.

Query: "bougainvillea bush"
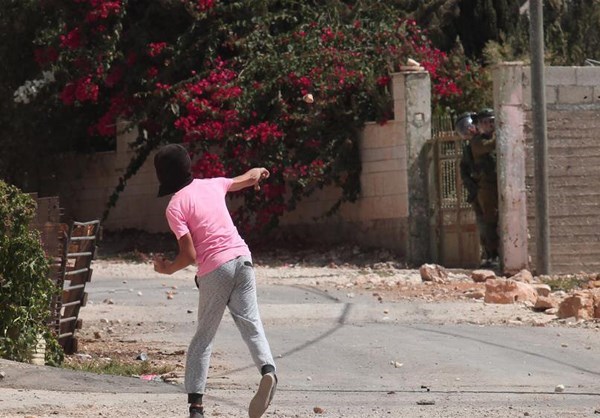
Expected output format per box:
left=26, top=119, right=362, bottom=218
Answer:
left=26, top=0, right=488, bottom=232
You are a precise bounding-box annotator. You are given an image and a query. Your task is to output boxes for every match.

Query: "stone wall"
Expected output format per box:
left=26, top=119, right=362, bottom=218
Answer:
left=40, top=71, right=432, bottom=262
left=495, top=64, right=600, bottom=274
left=41, top=127, right=170, bottom=233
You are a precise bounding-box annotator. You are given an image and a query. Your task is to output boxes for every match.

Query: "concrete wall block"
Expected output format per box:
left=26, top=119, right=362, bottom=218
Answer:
left=361, top=171, right=408, bottom=197
left=521, top=85, right=558, bottom=108
left=361, top=145, right=405, bottom=162
left=118, top=182, right=159, bottom=197
left=594, top=86, right=600, bottom=103
left=276, top=218, right=408, bottom=253
left=360, top=195, right=408, bottom=219
left=362, top=158, right=406, bottom=174
left=337, top=200, right=360, bottom=221
left=545, top=85, right=558, bottom=105
left=546, top=66, right=577, bottom=86
left=359, top=218, right=408, bottom=252
left=362, top=121, right=405, bottom=149
left=557, top=85, right=594, bottom=104
left=295, top=185, right=343, bottom=205
left=576, top=67, right=600, bottom=86
left=58, top=154, right=117, bottom=181
left=72, top=183, right=112, bottom=202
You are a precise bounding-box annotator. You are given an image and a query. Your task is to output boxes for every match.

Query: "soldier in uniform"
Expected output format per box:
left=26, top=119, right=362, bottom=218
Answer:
left=456, top=112, right=488, bottom=266
left=469, top=108, right=499, bottom=266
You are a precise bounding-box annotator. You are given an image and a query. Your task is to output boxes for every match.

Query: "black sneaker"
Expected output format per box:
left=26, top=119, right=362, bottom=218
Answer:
left=248, top=373, right=277, bottom=418
left=189, top=406, right=204, bottom=418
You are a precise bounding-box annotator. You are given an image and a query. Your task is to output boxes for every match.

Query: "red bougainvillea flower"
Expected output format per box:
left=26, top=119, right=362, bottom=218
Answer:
left=86, top=1, right=122, bottom=22
left=147, top=42, right=168, bottom=57
left=196, top=0, right=216, bottom=12
left=192, top=152, right=227, bottom=178
left=74, top=76, right=99, bottom=103
left=60, top=28, right=82, bottom=50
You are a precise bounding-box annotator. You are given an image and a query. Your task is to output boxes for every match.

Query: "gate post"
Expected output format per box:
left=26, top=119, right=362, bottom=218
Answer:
left=493, top=62, right=529, bottom=273
left=392, top=70, right=431, bottom=265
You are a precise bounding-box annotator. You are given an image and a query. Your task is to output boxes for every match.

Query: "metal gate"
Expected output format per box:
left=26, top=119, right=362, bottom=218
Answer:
left=428, top=116, right=480, bottom=268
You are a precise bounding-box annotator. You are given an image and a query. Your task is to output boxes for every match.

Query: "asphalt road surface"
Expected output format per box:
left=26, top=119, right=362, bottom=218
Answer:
left=1, top=266, right=600, bottom=417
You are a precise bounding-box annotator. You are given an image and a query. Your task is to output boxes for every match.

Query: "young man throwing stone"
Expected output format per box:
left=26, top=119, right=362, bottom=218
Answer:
left=152, top=143, right=277, bottom=418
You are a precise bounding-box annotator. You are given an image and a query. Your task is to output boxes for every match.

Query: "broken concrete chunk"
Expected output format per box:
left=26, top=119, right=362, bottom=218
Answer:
left=509, top=269, right=534, bottom=283
left=557, top=292, right=594, bottom=320
left=484, top=279, right=537, bottom=305
left=471, top=269, right=497, bottom=283
left=533, top=296, right=559, bottom=311
left=532, top=284, right=552, bottom=297
left=419, top=264, right=448, bottom=283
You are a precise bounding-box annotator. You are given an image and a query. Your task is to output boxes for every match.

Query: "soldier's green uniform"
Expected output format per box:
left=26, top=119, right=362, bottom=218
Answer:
left=457, top=112, right=488, bottom=262
left=470, top=109, right=499, bottom=261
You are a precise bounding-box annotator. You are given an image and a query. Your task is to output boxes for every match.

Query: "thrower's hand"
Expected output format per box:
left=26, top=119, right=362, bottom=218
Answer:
left=230, top=167, right=270, bottom=192
left=153, top=254, right=170, bottom=274
left=252, top=167, right=270, bottom=191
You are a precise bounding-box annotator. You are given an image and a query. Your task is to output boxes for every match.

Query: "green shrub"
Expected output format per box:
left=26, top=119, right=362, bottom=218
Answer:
left=0, top=180, right=63, bottom=365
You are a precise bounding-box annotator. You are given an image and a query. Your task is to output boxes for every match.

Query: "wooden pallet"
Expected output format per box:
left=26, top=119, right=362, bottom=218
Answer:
left=37, top=222, right=70, bottom=337
left=58, top=220, right=100, bottom=354
left=31, top=195, right=100, bottom=354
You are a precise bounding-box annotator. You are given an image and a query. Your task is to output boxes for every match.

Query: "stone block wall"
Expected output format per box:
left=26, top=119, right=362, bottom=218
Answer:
left=40, top=126, right=170, bottom=233
left=495, top=64, right=600, bottom=273
left=40, top=71, right=432, bottom=261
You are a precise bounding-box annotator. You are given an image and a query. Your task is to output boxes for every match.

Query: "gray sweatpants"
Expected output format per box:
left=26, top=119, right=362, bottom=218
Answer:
left=185, top=255, right=275, bottom=395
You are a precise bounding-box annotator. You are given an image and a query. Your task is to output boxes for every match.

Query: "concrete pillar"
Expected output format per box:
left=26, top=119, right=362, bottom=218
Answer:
left=493, top=62, right=529, bottom=273
left=392, top=70, right=431, bottom=265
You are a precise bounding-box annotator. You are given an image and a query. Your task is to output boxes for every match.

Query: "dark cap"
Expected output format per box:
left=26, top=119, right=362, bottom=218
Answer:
left=154, top=144, right=193, bottom=197
left=477, top=108, right=494, bottom=120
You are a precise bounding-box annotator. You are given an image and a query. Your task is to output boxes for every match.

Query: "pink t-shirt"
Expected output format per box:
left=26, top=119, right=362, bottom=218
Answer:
left=165, top=178, right=251, bottom=278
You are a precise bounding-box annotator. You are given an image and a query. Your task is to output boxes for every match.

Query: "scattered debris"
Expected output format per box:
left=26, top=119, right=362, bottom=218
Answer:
left=555, top=384, right=565, bottom=393
left=416, top=400, right=435, bottom=405
left=136, top=352, right=148, bottom=361
left=313, top=406, right=324, bottom=414
left=139, top=374, right=161, bottom=382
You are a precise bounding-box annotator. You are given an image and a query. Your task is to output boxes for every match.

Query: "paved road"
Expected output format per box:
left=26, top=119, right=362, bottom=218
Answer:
left=2, top=271, right=600, bottom=417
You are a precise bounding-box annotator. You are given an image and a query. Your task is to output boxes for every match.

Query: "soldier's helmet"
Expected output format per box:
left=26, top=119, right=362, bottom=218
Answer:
left=455, top=112, right=477, bottom=138
left=477, top=108, right=494, bottom=121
